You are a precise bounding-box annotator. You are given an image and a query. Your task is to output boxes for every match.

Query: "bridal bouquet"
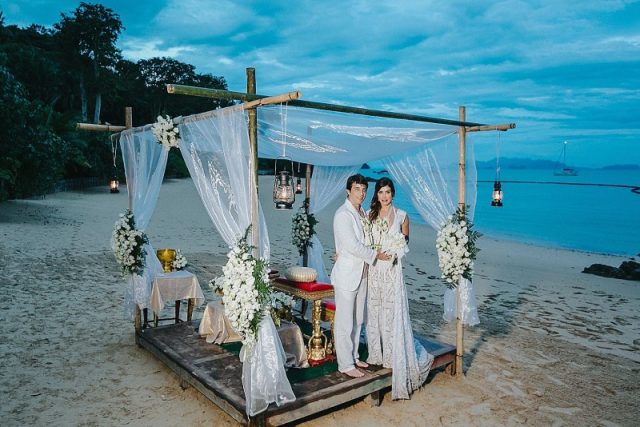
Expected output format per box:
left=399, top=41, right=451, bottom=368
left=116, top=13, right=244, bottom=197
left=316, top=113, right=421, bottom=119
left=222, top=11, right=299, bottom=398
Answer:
left=436, top=207, right=481, bottom=289
left=215, top=226, right=272, bottom=355
left=111, top=210, right=148, bottom=276
left=151, top=115, right=181, bottom=149
left=291, top=200, right=318, bottom=255
left=172, top=249, right=188, bottom=270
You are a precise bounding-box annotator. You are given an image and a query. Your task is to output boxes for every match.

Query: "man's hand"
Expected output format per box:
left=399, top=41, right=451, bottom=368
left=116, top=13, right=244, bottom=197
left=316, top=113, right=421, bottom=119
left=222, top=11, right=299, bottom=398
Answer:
left=376, top=250, right=392, bottom=261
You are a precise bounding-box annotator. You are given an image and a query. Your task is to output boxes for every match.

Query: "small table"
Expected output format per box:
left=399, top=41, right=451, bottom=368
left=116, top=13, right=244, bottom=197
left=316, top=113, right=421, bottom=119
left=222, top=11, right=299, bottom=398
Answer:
left=198, top=301, right=309, bottom=368
left=150, top=270, right=204, bottom=327
left=272, top=278, right=334, bottom=363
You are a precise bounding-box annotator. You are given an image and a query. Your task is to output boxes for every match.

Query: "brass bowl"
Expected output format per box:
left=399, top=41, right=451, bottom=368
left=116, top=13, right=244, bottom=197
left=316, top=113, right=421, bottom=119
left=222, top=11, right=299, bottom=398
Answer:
left=156, top=248, right=176, bottom=273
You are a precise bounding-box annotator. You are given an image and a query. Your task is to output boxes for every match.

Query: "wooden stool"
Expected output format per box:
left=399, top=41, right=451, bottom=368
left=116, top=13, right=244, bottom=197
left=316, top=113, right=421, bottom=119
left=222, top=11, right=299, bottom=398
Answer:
left=321, top=298, right=335, bottom=355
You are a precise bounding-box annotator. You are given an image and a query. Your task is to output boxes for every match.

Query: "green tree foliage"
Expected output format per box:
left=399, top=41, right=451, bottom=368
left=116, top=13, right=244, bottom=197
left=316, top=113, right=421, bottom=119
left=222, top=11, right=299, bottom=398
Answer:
left=0, top=4, right=232, bottom=201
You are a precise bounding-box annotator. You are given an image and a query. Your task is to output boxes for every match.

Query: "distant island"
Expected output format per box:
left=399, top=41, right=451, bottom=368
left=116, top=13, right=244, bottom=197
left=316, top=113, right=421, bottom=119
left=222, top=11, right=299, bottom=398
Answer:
left=476, top=158, right=640, bottom=170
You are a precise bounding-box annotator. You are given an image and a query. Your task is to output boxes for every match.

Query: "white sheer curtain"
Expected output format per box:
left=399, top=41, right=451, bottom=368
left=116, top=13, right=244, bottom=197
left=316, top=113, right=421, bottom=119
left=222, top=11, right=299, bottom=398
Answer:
left=383, top=136, right=480, bottom=326
left=305, top=165, right=360, bottom=282
left=178, top=105, right=294, bottom=416
left=119, top=128, right=168, bottom=317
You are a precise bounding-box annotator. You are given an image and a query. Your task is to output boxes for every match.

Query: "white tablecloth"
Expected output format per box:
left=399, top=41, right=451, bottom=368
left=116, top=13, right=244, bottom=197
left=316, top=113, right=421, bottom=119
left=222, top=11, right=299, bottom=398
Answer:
left=149, top=270, right=205, bottom=316
left=199, top=302, right=309, bottom=368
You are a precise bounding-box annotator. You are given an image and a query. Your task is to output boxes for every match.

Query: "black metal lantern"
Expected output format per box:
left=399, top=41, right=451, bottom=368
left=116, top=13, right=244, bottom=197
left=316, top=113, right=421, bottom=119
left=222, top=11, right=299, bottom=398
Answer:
left=273, top=158, right=295, bottom=209
left=109, top=175, right=120, bottom=193
left=491, top=181, right=503, bottom=207
left=295, top=177, right=303, bottom=194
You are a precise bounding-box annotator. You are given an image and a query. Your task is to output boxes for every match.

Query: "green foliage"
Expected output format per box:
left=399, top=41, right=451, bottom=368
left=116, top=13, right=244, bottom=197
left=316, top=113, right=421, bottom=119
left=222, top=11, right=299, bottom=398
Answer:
left=0, top=4, right=231, bottom=200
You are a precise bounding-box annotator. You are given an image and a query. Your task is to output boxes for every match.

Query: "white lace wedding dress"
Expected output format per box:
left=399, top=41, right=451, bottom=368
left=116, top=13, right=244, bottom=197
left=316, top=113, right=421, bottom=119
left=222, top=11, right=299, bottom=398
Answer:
left=366, top=207, right=434, bottom=399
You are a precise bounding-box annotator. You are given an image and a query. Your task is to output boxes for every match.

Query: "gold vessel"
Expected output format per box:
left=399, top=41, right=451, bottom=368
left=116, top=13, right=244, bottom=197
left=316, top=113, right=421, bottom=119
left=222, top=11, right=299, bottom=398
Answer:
left=156, top=248, right=176, bottom=273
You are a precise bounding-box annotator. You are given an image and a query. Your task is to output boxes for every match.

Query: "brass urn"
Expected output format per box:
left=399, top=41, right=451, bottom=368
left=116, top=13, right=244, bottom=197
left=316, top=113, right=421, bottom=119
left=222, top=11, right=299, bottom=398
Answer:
left=156, top=248, right=176, bottom=273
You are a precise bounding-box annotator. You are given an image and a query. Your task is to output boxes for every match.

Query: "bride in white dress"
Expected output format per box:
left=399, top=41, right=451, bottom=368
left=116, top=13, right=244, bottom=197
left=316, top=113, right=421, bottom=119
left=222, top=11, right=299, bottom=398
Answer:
left=366, top=177, right=434, bottom=399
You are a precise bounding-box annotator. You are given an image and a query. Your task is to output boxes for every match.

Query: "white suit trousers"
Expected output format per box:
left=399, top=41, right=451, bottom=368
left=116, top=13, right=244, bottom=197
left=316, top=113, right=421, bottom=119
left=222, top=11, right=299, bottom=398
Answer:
left=334, top=272, right=368, bottom=372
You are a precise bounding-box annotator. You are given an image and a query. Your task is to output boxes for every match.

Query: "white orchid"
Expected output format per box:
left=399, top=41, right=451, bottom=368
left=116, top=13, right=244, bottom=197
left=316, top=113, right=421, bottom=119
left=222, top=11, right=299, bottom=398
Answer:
left=435, top=207, right=481, bottom=289
left=218, top=226, right=271, bottom=358
left=151, top=115, right=181, bottom=149
left=111, top=210, right=148, bottom=276
left=291, top=202, right=317, bottom=255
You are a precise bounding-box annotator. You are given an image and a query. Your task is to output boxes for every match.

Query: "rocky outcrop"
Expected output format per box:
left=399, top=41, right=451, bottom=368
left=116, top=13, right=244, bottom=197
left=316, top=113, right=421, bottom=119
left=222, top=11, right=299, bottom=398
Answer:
left=583, top=260, right=640, bottom=281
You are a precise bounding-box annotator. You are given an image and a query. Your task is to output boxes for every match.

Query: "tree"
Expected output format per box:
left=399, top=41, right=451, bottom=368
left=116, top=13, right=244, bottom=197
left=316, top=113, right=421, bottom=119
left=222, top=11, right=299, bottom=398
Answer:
left=55, top=2, right=123, bottom=123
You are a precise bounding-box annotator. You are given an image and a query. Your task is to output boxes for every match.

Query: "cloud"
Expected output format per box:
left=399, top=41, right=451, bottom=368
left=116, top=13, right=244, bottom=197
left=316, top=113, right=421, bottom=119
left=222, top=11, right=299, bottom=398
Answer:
left=120, top=38, right=195, bottom=61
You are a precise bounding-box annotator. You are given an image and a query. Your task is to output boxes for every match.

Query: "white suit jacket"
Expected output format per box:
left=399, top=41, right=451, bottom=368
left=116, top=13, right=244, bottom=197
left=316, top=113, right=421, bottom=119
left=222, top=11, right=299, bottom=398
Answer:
left=331, top=199, right=376, bottom=292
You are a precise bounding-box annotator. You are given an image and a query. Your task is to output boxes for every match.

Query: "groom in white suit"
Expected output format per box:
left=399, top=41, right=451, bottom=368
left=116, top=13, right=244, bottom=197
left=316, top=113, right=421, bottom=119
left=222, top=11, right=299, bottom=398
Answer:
left=331, top=174, right=391, bottom=378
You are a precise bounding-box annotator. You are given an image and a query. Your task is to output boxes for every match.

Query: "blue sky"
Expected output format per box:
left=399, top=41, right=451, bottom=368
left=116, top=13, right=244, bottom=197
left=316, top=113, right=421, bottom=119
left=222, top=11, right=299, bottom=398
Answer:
left=3, top=0, right=640, bottom=167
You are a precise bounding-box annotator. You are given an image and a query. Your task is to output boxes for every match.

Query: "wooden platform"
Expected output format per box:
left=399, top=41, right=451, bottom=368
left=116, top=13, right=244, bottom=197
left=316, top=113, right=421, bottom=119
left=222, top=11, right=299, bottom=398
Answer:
left=136, top=321, right=455, bottom=426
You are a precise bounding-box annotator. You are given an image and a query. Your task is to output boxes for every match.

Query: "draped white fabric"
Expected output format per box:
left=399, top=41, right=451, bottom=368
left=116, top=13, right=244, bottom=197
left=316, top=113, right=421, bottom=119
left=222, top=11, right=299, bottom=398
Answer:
left=178, top=106, right=270, bottom=258
left=242, top=317, right=296, bottom=416
left=383, top=136, right=480, bottom=326
left=119, top=128, right=168, bottom=317
left=305, top=165, right=360, bottom=282
left=257, top=106, right=456, bottom=166
left=177, top=105, right=294, bottom=414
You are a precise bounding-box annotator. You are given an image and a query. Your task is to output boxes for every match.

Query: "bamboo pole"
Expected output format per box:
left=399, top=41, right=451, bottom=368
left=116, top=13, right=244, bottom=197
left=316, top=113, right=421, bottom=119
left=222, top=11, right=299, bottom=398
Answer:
left=456, top=106, right=466, bottom=377
left=242, top=91, right=301, bottom=109
left=466, top=123, right=516, bottom=132
left=76, top=123, right=126, bottom=132
left=167, top=84, right=488, bottom=128
left=247, top=68, right=260, bottom=255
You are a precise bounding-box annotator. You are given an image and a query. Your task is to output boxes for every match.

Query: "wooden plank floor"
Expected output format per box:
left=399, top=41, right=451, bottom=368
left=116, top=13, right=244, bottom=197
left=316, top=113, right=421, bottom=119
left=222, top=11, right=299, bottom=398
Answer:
left=136, top=321, right=455, bottom=426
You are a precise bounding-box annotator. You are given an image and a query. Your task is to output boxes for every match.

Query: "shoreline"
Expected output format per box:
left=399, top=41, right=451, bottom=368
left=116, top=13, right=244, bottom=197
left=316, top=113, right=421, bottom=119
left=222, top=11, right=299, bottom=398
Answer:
left=1, top=177, right=638, bottom=425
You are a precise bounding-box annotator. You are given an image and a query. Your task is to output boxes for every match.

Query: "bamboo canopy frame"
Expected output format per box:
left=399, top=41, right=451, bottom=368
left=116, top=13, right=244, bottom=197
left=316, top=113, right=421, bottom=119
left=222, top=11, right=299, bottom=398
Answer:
left=167, top=69, right=516, bottom=378
left=77, top=69, right=516, bottom=377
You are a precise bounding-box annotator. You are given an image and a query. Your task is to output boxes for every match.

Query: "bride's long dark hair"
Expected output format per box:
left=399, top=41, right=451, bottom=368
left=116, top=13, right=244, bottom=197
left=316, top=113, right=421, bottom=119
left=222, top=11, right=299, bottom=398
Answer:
left=369, top=177, right=395, bottom=222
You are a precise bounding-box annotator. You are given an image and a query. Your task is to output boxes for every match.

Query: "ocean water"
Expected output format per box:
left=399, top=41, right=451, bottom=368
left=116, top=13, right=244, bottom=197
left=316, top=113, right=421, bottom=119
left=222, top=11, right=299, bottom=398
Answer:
left=361, top=167, right=640, bottom=256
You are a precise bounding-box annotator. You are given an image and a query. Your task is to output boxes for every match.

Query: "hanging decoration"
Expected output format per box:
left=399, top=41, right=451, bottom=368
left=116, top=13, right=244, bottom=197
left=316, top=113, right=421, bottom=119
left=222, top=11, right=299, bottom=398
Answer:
left=435, top=207, right=481, bottom=289
left=491, top=130, right=503, bottom=207
left=109, top=135, right=120, bottom=193
left=273, top=102, right=295, bottom=209
left=295, top=162, right=303, bottom=194
left=111, top=209, right=148, bottom=276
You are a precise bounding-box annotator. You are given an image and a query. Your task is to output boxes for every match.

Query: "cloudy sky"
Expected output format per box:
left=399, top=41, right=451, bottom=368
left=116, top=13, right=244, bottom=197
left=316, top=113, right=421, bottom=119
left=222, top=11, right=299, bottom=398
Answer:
left=3, top=0, right=640, bottom=167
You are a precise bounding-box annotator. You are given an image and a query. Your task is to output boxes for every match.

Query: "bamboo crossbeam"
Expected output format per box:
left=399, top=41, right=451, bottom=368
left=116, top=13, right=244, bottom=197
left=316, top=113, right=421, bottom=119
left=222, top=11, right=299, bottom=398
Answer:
left=167, top=84, right=488, bottom=128
left=466, top=123, right=516, bottom=132
left=76, top=123, right=127, bottom=132
left=242, top=90, right=301, bottom=109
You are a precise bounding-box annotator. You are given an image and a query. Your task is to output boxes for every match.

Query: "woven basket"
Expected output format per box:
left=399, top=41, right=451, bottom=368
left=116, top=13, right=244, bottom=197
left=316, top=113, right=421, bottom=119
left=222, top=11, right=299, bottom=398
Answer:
left=284, top=266, right=318, bottom=283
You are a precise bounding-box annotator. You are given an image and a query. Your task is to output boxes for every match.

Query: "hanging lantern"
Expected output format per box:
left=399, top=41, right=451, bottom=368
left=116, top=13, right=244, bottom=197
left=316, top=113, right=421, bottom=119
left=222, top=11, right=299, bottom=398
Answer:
left=109, top=176, right=120, bottom=194
left=491, top=181, right=503, bottom=207
left=273, top=170, right=295, bottom=209
left=295, top=177, right=303, bottom=194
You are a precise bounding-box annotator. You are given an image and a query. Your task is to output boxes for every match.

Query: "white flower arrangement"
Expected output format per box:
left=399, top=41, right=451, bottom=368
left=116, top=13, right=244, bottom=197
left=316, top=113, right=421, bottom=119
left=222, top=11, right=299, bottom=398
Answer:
left=151, top=115, right=180, bottom=149
left=214, top=226, right=271, bottom=357
left=436, top=207, right=481, bottom=289
left=291, top=200, right=318, bottom=256
left=111, top=209, right=148, bottom=276
left=172, top=249, right=187, bottom=270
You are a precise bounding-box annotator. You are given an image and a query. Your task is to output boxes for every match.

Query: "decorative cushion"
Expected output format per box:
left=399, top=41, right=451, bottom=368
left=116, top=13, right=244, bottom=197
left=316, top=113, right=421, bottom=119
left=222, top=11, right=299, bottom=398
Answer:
left=322, top=298, right=336, bottom=311
left=275, top=278, right=333, bottom=292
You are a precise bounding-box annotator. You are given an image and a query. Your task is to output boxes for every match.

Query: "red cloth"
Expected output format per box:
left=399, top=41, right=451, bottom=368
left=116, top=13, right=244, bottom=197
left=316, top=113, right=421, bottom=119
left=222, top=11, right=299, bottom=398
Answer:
left=322, top=298, right=336, bottom=311
left=275, top=278, right=333, bottom=292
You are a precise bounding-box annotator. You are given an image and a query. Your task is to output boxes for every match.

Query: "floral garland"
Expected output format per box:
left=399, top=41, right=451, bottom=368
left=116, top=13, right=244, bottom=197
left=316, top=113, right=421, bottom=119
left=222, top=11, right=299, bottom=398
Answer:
left=111, top=209, right=148, bottom=276
left=172, top=249, right=187, bottom=270
left=291, top=200, right=318, bottom=256
left=435, top=207, right=481, bottom=289
left=213, top=226, right=272, bottom=355
left=270, top=291, right=294, bottom=327
left=151, top=115, right=181, bottom=149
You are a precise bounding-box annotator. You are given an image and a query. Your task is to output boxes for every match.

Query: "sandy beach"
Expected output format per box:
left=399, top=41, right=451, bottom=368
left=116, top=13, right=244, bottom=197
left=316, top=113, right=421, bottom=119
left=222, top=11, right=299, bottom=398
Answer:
left=1, top=177, right=638, bottom=426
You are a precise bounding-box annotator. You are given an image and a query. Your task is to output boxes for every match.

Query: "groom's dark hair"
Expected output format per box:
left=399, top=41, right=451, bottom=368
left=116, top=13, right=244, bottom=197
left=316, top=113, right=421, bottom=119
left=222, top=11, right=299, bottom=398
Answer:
left=346, top=174, right=368, bottom=190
